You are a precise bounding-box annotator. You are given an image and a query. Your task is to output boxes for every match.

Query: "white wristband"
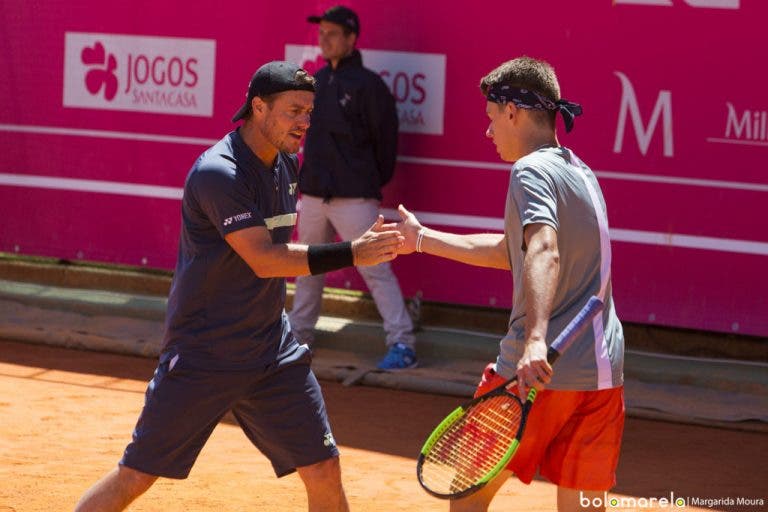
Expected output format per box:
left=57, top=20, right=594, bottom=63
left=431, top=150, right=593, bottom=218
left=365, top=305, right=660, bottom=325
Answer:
left=415, top=228, right=426, bottom=253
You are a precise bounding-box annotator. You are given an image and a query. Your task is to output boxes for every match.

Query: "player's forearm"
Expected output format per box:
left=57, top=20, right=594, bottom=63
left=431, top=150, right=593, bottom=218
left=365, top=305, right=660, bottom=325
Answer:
left=226, top=226, right=357, bottom=278
left=252, top=242, right=362, bottom=278
left=224, top=233, right=307, bottom=277
left=419, top=230, right=509, bottom=269
left=522, top=238, right=559, bottom=344
left=244, top=242, right=313, bottom=278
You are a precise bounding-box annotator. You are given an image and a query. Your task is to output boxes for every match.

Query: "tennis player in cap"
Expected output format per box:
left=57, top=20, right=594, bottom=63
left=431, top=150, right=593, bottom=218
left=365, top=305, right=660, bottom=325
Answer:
left=74, top=60, right=403, bottom=512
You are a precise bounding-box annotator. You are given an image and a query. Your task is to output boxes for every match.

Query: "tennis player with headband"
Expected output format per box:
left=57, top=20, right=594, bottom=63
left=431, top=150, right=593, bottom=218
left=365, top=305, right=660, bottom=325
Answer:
left=396, top=56, right=625, bottom=512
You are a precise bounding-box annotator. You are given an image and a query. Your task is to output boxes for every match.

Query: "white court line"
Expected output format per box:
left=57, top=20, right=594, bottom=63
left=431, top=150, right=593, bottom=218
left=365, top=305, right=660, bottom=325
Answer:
left=608, top=229, right=768, bottom=256
left=397, top=156, right=768, bottom=192
left=613, top=0, right=740, bottom=7
left=0, top=173, right=182, bottom=199
left=0, top=123, right=218, bottom=146
left=1, top=123, right=767, bottom=192
left=0, top=173, right=766, bottom=256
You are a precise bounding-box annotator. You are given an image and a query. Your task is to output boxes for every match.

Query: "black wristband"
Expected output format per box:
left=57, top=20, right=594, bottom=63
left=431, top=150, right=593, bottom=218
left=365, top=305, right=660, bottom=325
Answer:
left=307, top=241, right=354, bottom=275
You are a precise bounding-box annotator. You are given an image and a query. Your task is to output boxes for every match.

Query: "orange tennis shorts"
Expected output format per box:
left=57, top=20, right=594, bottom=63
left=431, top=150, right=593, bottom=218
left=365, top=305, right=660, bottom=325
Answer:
left=474, top=363, right=625, bottom=490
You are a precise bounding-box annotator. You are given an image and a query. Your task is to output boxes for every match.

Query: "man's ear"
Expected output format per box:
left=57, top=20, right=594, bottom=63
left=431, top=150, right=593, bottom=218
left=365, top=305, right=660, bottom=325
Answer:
left=251, top=96, right=266, bottom=115
left=505, top=102, right=517, bottom=120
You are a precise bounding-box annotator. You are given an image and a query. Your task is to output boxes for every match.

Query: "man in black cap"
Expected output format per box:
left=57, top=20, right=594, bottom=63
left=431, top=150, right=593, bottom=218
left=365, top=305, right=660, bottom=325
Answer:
left=291, top=5, right=418, bottom=371
left=74, top=61, right=404, bottom=512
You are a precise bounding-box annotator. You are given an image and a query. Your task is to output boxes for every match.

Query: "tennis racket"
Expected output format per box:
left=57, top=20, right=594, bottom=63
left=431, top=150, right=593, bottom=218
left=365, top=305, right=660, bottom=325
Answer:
left=416, top=296, right=605, bottom=499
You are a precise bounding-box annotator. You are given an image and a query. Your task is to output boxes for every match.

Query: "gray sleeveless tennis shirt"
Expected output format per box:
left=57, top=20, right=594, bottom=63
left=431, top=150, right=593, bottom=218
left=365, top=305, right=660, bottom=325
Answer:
left=495, top=146, right=624, bottom=391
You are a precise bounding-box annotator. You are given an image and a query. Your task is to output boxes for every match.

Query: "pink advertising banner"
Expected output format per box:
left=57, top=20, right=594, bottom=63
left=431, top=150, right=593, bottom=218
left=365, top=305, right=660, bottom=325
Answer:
left=1, top=1, right=766, bottom=337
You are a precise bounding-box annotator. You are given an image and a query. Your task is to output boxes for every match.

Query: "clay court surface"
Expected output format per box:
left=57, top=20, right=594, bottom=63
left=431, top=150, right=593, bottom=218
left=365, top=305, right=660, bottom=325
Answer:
left=1, top=339, right=765, bottom=512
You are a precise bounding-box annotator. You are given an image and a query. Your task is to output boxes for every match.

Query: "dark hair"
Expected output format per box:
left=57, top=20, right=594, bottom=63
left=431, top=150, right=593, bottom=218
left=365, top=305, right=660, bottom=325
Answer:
left=480, top=57, right=561, bottom=126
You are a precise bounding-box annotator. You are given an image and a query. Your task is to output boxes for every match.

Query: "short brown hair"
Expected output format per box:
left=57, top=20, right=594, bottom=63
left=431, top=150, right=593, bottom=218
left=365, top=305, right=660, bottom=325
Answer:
left=480, top=56, right=560, bottom=100
left=480, top=57, right=561, bottom=126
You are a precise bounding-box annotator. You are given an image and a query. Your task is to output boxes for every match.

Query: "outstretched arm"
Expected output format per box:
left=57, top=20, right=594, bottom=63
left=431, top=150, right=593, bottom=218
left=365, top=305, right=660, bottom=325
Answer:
left=226, top=215, right=403, bottom=278
left=396, top=204, right=510, bottom=270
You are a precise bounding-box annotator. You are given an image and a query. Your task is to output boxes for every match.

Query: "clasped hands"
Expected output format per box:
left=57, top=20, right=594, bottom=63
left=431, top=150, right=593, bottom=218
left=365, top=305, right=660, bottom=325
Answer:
left=351, top=204, right=424, bottom=266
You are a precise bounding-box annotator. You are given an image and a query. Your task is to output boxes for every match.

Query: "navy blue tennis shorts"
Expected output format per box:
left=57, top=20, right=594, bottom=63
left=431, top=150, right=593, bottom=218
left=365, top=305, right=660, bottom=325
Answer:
left=120, top=344, right=338, bottom=478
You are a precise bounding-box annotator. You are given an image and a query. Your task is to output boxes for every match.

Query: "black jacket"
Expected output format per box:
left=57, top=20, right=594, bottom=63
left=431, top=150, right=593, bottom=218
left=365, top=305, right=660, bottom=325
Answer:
left=299, top=50, right=399, bottom=200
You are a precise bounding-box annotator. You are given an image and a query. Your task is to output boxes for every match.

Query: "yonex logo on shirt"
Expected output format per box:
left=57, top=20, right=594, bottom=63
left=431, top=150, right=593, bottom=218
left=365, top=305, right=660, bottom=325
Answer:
left=223, top=212, right=252, bottom=226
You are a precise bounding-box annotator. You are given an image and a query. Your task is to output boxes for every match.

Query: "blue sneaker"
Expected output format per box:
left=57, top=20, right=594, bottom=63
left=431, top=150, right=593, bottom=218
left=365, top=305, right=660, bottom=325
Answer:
left=377, top=343, right=418, bottom=370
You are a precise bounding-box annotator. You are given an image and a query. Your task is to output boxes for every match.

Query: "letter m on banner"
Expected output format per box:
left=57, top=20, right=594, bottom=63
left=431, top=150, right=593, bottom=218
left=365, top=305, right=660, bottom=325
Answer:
left=613, top=71, right=674, bottom=157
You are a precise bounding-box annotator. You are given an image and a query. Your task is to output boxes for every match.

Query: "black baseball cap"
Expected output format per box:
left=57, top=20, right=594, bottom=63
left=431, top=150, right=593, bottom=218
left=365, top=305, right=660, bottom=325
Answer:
left=307, top=5, right=360, bottom=35
left=231, top=61, right=316, bottom=123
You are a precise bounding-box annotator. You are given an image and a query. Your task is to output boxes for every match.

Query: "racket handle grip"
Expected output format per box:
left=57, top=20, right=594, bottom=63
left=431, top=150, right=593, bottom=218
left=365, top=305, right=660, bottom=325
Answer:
left=547, top=296, right=605, bottom=365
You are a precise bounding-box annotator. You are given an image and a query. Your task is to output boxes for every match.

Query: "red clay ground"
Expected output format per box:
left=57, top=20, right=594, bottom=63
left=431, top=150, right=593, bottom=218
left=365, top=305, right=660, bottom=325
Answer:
left=0, top=339, right=766, bottom=512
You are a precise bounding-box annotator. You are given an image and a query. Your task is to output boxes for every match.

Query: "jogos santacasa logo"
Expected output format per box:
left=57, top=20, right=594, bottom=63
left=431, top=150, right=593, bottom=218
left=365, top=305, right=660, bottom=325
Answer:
left=285, top=44, right=446, bottom=135
left=63, top=32, right=216, bottom=117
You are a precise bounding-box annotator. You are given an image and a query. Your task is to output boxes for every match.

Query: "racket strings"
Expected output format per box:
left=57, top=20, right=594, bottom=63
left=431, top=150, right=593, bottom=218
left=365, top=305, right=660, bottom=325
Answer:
left=420, top=395, right=523, bottom=495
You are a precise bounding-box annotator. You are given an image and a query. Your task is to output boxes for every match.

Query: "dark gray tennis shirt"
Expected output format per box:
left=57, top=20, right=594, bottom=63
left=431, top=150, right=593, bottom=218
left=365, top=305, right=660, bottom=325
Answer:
left=162, top=130, right=300, bottom=371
